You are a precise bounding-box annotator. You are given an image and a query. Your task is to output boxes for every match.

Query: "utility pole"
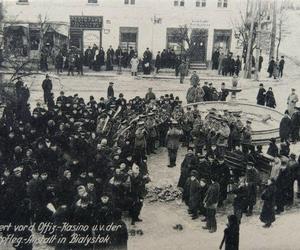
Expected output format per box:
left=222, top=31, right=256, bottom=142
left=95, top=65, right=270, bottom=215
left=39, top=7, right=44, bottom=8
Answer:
left=255, top=0, right=261, bottom=81
left=269, top=0, right=277, bottom=61
left=244, top=0, right=256, bottom=79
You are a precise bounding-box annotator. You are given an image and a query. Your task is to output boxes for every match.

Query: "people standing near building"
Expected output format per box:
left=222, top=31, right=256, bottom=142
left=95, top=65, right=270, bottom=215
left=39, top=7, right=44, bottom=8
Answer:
left=106, top=45, right=114, bottom=71
left=76, top=52, right=84, bottom=75
left=155, top=51, right=161, bottom=74
left=142, top=48, right=152, bottom=75
left=267, top=57, right=275, bottom=78
left=218, top=53, right=225, bottom=75
left=166, top=120, right=183, bottom=167
left=287, top=88, right=299, bottom=115
left=42, top=74, right=52, bottom=104
left=55, top=51, right=63, bottom=75
left=107, top=82, right=114, bottom=100
left=256, top=83, right=266, bottom=106
left=219, top=215, right=239, bottom=250
left=212, top=49, right=220, bottom=70
left=235, top=55, right=241, bottom=76
left=130, top=55, right=139, bottom=77
left=265, top=87, right=276, bottom=108
left=67, top=52, right=75, bottom=76
left=279, top=56, right=285, bottom=78
left=203, top=176, right=220, bottom=233
left=178, top=61, right=187, bottom=84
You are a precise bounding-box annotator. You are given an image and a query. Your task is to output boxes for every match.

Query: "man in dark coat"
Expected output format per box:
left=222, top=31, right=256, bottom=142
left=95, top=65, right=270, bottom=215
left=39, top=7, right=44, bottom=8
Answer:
left=291, top=108, right=300, bottom=142
left=280, top=111, right=292, bottom=142
left=275, top=161, right=291, bottom=214
left=155, top=51, right=161, bottom=73
left=279, top=56, right=285, bottom=78
left=187, top=170, right=201, bottom=219
left=267, top=57, right=275, bottom=77
left=256, top=83, right=266, bottom=106
left=267, top=138, right=279, bottom=157
left=211, top=49, right=220, bottom=70
left=178, top=147, right=198, bottom=189
left=203, top=176, right=220, bottom=233
left=245, top=162, right=260, bottom=216
left=107, top=82, right=114, bottom=100
left=260, top=178, right=276, bottom=227
left=42, top=74, right=53, bottom=104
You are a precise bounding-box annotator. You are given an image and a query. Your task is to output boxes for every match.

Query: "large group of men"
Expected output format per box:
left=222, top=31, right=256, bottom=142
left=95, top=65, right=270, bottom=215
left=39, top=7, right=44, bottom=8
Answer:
left=1, top=70, right=300, bottom=248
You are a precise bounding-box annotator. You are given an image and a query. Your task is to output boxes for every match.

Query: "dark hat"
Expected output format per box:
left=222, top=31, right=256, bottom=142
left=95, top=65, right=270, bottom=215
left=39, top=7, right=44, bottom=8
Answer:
left=187, top=147, right=194, bottom=151
left=246, top=120, right=252, bottom=124
left=109, top=82, right=114, bottom=85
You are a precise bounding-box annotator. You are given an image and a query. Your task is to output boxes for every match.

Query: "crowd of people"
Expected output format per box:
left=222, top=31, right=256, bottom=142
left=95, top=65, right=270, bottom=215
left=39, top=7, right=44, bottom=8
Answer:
left=40, top=43, right=184, bottom=77
left=1, top=70, right=299, bottom=249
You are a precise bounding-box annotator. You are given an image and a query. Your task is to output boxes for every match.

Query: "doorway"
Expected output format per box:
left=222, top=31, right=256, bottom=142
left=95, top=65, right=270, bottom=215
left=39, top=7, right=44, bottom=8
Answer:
left=190, top=29, right=208, bottom=63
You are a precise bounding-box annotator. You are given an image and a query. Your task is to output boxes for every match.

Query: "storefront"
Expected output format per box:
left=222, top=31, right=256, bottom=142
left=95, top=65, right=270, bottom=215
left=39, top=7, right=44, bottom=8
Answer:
left=119, top=27, right=138, bottom=52
left=212, top=29, right=232, bottom=54
left=4, top=24, right=29, bottom=57
left=69, top=15, right=103, bottom=51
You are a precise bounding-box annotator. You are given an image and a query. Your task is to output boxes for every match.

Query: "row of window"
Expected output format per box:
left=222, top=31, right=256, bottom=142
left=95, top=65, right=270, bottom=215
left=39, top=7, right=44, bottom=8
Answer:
left=174, top=0, right=228, bottom=8
left=17, top=0, right=228, bottom=8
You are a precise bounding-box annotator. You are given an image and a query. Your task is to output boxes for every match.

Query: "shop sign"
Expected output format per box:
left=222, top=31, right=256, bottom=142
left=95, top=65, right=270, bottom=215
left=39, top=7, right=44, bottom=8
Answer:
left=70, top=16, right=102, bottom=29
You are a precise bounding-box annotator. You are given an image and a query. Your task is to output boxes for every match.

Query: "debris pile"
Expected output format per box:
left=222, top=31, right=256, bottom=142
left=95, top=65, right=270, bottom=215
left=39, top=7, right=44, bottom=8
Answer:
left=146, top=184, right=182, bottom=202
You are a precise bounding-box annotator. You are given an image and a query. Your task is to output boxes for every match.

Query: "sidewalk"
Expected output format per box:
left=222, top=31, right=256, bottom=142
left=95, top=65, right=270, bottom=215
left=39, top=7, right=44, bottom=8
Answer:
left=0, top=67, right=279, bottom=83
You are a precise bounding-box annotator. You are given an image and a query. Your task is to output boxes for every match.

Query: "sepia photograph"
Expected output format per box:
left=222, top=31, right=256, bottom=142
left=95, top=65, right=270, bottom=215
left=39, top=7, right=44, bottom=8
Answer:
left=0, top=0, right=299, bottom=249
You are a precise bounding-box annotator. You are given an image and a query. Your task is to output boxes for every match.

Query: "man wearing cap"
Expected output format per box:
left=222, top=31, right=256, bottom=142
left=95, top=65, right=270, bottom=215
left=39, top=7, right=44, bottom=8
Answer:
left=241, top=120, right=252, bottom=154
left=107, top=82, right=115, bottom=100
left=190, top=71, right=200, bottom=86
left=279, top=111, right=292, bottom=142
left=178, top=61, right=187, bottom=84
left=178, top=147, right=198, bottom=189
left=245, top=162, right=260, bottom=216
left=203, top=176, right=220, bottom=233
left=42, top=74, right=53, bottom=104
left=166, top=120, right=183, bottom=167
left=256, top=83, right=266, bottom=106
left=187, top=170, right=201, bottom=220
left=134, top=121, right=147, bottom=163
left=145, top=113, right=157, bottom=154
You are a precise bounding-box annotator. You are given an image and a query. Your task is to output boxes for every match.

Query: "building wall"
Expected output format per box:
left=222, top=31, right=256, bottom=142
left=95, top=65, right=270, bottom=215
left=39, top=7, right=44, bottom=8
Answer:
left=3, top=0, right=246, bottom=60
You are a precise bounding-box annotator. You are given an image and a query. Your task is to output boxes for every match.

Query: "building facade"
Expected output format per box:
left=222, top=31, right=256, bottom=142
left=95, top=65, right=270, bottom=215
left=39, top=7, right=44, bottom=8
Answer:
left=3, top=0, right=246, bottom=63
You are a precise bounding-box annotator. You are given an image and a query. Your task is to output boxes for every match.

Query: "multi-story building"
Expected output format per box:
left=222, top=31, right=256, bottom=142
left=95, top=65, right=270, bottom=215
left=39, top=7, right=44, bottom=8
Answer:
left=3, top=0, right=247, bottom=63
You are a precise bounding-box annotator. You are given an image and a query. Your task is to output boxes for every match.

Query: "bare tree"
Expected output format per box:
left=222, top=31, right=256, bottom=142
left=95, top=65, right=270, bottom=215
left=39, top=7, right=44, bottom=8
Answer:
left=276, top=5, right=287, bottom=59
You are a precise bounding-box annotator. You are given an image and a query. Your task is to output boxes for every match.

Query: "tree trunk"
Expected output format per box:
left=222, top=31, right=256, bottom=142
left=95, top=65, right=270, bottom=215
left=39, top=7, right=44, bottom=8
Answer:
left=244, top=0, right=256, bottom=79
left=269, top=0, right=277, bottom=61
left=255, top=0, right=261, bottom=81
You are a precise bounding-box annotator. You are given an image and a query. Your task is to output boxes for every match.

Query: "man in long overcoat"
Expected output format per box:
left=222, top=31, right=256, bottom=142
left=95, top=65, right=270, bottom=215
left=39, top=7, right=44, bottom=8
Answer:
left=166, top=120, right=183, bottom=167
